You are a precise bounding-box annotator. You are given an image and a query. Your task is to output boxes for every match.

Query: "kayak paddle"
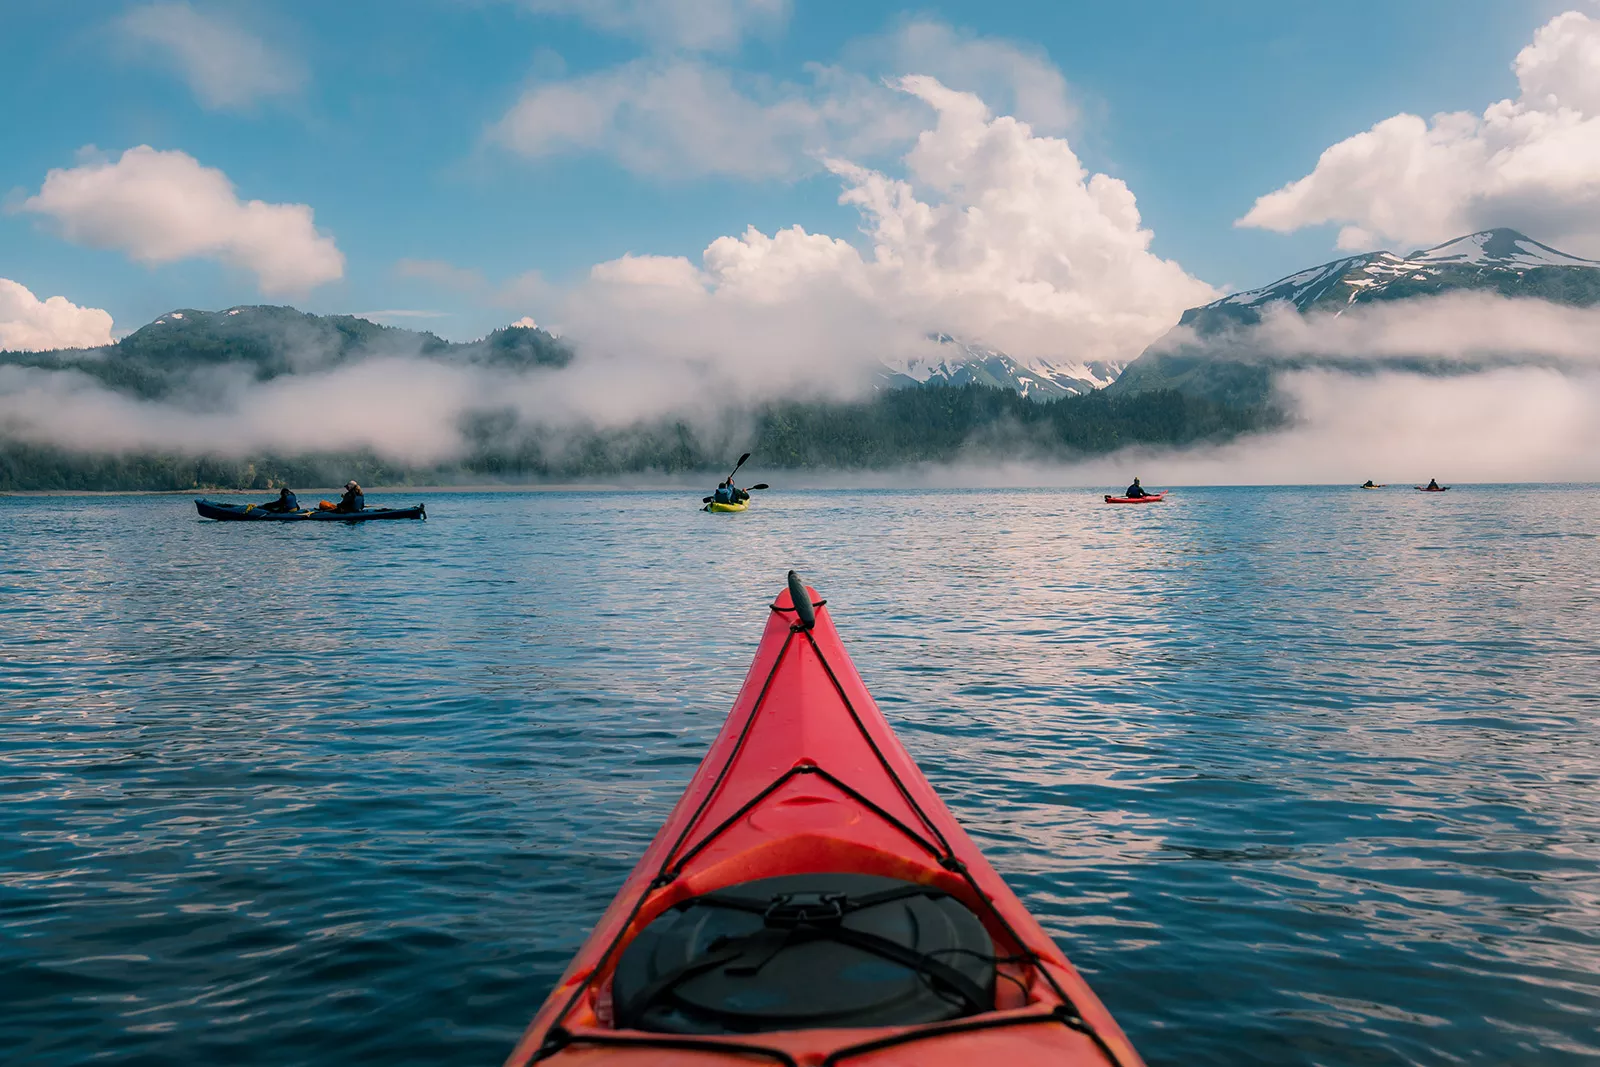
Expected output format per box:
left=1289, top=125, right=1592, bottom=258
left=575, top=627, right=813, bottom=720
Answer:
left=726, top=452, right=751, bottom=482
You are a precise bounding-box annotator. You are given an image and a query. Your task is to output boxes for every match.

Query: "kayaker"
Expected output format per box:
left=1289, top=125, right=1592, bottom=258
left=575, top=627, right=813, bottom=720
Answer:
left=712, top=479, right=734, bottom=505
left=1426, top=477, right=1441, bottom=490
left=260, top=487, right=300, bottom=512
left=336, top=480, right=365, bottom=513
left=1362, top=479, right=1377, bottom=488
left=1124, top=477, right=1149, bottom=499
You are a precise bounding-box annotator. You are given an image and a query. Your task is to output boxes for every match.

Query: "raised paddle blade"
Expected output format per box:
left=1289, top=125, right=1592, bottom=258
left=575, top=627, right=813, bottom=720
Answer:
left=787, top=570, right=816, bottom=631
left=748, top=483, right=769, bottom=490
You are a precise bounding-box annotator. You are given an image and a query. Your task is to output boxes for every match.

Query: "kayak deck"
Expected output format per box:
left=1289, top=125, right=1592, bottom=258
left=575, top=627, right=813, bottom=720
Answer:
left=194, top=499, right=426, bottom=522
left=703, top=500, right=748, bottom=512
left=1104, top=492, right=1166, bottom=504
left=509, top=575, right=1141, bottom=1067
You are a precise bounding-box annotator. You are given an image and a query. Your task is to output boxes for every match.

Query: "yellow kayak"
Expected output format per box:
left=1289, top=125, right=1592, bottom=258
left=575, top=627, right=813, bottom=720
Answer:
left=704, top=500, right=748, bottom=513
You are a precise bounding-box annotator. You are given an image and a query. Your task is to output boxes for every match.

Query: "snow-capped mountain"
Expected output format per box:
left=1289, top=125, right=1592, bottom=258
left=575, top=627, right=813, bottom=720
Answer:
left=880, top=336, right=1121, bottom=400
left=1109, top=228, right=1600, bottom=404
left=1184, top=228, right=1600, bottom=333
left=9, top=305, right=572, bottom=401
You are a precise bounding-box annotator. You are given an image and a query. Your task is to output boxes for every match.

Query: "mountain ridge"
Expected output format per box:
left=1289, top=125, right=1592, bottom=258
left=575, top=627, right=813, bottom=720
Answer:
left=2, top=304, right=574, bottom=400
left=1109, top=228, right=1600, bottom=404
left=5, top=303, right=1117, bottom=404
left=1192, top=228, right=1600, bottom=327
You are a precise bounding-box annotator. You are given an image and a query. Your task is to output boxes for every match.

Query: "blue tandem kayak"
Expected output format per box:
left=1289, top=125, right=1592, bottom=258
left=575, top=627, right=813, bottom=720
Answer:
left=194, top=499, right=426, bottom=522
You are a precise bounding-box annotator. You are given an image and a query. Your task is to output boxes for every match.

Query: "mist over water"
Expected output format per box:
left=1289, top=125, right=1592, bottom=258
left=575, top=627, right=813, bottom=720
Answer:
left=3, top=486, right=1598, bottom=1067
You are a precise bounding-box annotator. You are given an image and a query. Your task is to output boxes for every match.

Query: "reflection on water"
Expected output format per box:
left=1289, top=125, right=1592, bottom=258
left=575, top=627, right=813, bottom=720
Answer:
left=2, top=486, right=1598, bottom=1066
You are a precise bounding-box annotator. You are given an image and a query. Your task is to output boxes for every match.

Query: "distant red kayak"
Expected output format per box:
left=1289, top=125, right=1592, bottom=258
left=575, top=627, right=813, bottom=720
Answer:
left=1104, top=492, right=1166, bottom=504
left=1414, top=486, right=1451, bottom=492
left=508, top=573, right=1144, bottom=1067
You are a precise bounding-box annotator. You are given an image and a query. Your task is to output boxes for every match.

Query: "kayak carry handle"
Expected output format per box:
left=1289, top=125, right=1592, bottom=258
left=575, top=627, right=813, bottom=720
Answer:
left=787, top=570, right=816, bottom=631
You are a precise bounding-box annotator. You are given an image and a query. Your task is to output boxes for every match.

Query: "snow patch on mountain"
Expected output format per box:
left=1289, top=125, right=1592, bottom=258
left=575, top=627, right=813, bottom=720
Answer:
left=1409, top=230, right=1599, bottom=269
left=1219, top=256, right=1377, bottom=310
left=1197, top=229, right=1600, bottom=321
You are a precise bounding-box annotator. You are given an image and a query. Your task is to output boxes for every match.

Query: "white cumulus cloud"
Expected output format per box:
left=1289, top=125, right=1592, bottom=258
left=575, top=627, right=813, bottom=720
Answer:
left=532, top=75, right=1214, bottom=419
left=490, top=58, right=918, bottom=179
left=1239, top=10, right=1600, bottom=254
left=0, top=280, right=115, bottom=353
left=830, top=76, right=1215, bottom=362
left=22, top=146, right=344, bottom=294
left=517, top=0, right=787, bottom=52
left=854, top=18, right=1075, bottom=134
left=488, top=18, right=1078, bottom=180
left=117, top=2, right=306, bottom=109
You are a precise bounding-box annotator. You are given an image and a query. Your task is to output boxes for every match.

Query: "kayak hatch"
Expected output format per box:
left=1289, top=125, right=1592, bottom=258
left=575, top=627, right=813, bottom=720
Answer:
left=507, top=573, right=1143, bottom=1067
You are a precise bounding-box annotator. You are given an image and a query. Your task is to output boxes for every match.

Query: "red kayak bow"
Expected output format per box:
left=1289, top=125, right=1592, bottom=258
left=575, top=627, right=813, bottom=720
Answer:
left=508, top=573, right=1143, bottom=1067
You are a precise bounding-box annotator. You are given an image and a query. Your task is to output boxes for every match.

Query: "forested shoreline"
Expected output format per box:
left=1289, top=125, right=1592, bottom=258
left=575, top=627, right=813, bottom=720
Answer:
left=0, top=383, right=1274, bottom=491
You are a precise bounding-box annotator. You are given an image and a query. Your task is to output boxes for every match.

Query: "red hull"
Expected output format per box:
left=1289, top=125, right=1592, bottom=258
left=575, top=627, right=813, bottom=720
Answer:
left=507, top=579, right=1143, bottom=1067
left=1103, top=492, right=1166, bottom=504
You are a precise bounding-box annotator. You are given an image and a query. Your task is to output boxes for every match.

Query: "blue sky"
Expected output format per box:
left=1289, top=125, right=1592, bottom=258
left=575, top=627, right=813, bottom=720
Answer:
left=0, top=0, right=1581, bottom=347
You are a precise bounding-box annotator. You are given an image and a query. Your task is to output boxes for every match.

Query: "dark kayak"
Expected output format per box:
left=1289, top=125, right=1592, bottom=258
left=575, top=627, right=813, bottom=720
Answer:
left=195, top=499, right=426, bottom=522
left=508, top=572, right=1143, bottom=1067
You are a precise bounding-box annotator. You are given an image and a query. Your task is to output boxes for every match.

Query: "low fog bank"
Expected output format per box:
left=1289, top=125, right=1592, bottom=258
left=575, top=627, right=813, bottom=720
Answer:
left=773, top=369, right=1600, bottom=488
left=4, top=286, right=1600, bottom=489
left=1156, top=292, right=1600, bottom=370
left=995, top=368, right=1600, bottom=487
left=5, top=365, right=1598, bottom=492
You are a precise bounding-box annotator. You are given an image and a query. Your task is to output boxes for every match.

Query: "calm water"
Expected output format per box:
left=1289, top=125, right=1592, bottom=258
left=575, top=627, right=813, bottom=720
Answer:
left=3, top=486, right=1598, bottom=1066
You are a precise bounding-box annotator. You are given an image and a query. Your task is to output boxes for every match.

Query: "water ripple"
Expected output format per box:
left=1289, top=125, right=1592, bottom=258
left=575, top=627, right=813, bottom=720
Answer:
left=2, top=486, right=1598, bottom=1066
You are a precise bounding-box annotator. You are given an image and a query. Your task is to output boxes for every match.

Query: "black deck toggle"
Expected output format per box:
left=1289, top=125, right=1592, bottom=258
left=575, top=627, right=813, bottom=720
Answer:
left=786, top=570, right=816, bottom=630
left=762, top=891, right=847, bottom=929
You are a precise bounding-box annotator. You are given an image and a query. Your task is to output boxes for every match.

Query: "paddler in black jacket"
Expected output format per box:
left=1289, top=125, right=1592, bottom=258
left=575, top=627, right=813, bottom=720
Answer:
left=712, top=479, right=749, bottom=505
left=336, top=480, right=365, bottom=513
left=1124, top=477, right=1149, bottom=499
left=260, top=487, right=300, bottom=512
